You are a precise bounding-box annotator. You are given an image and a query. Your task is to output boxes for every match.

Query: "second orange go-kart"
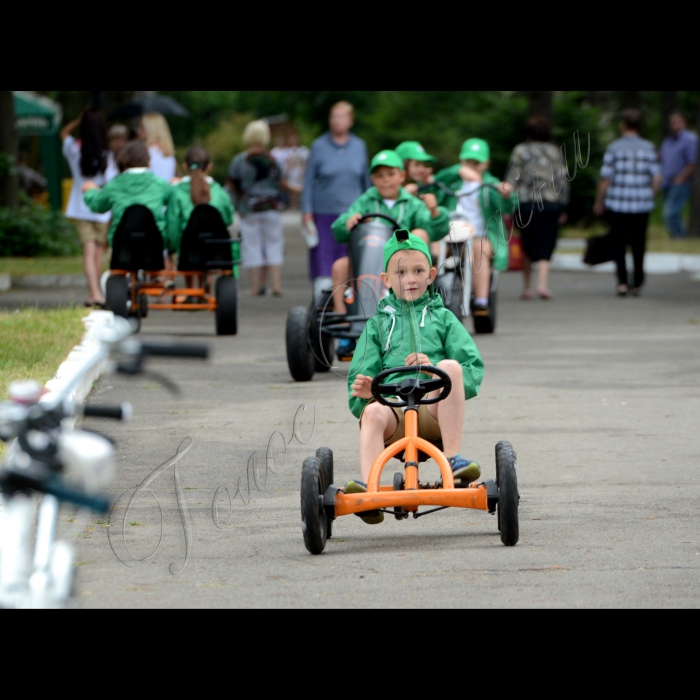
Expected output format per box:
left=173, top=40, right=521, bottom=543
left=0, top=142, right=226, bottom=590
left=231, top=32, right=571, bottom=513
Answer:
left=300, top=365, right=520, bottom=555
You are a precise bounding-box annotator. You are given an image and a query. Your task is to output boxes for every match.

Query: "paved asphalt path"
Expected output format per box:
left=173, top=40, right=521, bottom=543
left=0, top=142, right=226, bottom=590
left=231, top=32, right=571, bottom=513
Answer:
left=4, top=215, right=700, bottom=608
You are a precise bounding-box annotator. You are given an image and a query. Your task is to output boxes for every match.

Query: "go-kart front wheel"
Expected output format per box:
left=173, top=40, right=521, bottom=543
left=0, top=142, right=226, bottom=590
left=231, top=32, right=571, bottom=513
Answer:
left=310, top=291, right=334, bottom=373
left=216, top=276, right=238, bottom=336
left=496, top=441, right=519, bottom=546
left=316, top=447, right=334, bottom=538
left=287, top=306, right=315, bottom=382
left=301, top=457, right=328, bottom=555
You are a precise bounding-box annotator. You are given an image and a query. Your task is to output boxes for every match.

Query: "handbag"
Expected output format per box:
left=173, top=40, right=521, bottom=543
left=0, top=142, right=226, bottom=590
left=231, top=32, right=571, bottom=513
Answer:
left=584, top=232, right=615, bottom=266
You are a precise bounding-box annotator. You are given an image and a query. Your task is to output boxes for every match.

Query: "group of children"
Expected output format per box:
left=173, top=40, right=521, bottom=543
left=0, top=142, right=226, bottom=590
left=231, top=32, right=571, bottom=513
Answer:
left=82, top=140, right=234, bottom=299
left=330, top=137, right=517, bottom=524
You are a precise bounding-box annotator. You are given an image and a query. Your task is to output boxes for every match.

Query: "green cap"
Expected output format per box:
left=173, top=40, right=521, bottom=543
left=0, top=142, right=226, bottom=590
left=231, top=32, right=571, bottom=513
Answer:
left=459, top=138, right=490, bottom=163
left=370, top=150, right=405, bottom=173
left=383, top=229, right=432, bottom=272
left=395, top=141, right=436, bottom=164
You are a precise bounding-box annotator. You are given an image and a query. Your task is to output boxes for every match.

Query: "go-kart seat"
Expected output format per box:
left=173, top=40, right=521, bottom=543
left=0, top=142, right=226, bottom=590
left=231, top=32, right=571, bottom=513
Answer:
left=178, top=204, right=234, bottom=273
left=110, top=205, right=165, bottom=271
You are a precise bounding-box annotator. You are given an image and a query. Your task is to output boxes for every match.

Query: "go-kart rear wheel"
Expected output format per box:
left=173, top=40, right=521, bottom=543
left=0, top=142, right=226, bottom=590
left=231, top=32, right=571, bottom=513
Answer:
left=106, top=275, right=129, bottom=318
left=496, top=441, right=519, bottom=546
left=216, top=276, right=238, bottom=336
left=316, top=447, right=334, bottom=538
left=287, top=306, right=315, bottom=382
left=301, top=457, right=328, bottom=555
left=447, top=274, right=465, bottom=320
left=393, top=472, right=406, bottom=520
left=309, top=291, right=334, bottom=373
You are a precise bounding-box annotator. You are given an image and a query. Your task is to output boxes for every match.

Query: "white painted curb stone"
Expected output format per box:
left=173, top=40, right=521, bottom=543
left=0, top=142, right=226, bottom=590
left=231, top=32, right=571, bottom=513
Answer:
left=43, top=310, right=116, bottom=420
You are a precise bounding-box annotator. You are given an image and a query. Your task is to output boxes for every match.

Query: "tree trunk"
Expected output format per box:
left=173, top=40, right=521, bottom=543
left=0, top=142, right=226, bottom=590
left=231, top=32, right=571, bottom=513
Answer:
left=687, top=96, right=700, bottom=237
left=0, top=90, right=18, bottom=209
left=526, top=91, right=554, bottom=123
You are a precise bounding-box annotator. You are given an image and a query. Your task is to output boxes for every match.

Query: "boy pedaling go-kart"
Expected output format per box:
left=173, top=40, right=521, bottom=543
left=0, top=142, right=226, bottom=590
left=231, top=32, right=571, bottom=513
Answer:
left=345, top=230, right=485, bottom=525
left=330, top=150, right=451, bottom=358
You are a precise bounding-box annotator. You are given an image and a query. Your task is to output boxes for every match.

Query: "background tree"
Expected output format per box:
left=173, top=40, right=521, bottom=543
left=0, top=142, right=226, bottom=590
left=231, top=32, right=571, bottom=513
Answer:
left=0, top=90, right=18, bottom=209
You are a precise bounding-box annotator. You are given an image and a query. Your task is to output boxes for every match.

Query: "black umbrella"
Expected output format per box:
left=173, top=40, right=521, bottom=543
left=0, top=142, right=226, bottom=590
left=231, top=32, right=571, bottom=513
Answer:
left=110, top=95, right=190, bottom=120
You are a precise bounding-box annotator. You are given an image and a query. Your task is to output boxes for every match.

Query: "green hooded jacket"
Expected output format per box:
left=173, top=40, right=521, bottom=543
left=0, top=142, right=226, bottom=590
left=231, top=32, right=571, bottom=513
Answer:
left=347, top=290, right=484, bottom=419
left=432, top=166, right=518, bottom=272
left=166, top=177, right=235, bottom=254
left=331, top=186, right=450, bottom=243
left=83, top=169, right=172, bottom=246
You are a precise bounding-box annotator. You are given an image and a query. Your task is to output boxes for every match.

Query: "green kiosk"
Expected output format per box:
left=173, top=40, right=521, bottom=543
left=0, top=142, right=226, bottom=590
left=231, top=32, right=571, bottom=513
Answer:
left=13, top=91, right=63, bottom=211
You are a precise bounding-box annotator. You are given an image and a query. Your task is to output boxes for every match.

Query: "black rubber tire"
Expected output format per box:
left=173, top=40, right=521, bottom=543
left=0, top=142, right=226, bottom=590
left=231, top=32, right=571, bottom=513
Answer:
left=216, top=276, right=238, bottom=336
left=139, top=293, right=149, bottom=319
left=448, top=273, right=465, bottom=320
left=393, top=472, right=406, bottom=520
left=287, top=306, right=315, bottom=382
left=316, top=447, right=334, bottom=539
left=106, top=276, right=129, bottom=318
left=301, top=457, right=328, bottom=555
left=309, top=291, right=334, bottom=373
left=496, top=441, right=519, bottom=546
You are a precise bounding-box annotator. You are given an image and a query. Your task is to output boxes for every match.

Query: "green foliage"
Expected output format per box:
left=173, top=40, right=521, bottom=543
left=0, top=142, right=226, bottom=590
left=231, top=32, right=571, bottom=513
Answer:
left=0, top=151, right=14, bottom=178
left=199, top=112, right=253, bottom=183
left=0, top=197, right=81, bottom=257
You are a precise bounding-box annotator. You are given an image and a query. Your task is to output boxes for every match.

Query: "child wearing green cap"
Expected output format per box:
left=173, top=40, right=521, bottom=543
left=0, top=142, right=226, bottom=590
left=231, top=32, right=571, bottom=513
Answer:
left=345, top=230, right=485, bottom=525
left=329, top=150, right=450, bottom=357
left=395, top=141, right=437, bottom=196
left=433, top=138, right=516, bottom=316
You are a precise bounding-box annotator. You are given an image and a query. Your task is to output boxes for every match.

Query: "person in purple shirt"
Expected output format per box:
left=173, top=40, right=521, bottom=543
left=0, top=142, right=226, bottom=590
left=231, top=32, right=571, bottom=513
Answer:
left=302, top=102, right=371, bottom=297
left=660, top=112, right=698, bottom=238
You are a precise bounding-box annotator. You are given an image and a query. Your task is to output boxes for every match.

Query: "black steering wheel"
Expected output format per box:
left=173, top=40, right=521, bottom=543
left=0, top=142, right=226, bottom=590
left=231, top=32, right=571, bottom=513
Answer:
left=357, top=213, right=401, bottom=229
left=371, top=365, right=452, bottom=409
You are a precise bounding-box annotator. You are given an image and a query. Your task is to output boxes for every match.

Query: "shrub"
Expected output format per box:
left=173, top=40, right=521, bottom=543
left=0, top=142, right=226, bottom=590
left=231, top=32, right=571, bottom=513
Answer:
left=0, top=198, right=81, bottom=257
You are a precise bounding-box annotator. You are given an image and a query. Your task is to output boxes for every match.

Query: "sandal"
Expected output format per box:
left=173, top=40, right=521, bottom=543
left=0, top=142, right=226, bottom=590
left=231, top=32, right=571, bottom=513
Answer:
left=521, top=290, right=534, bottom=300
left=537, top=288, right=553, bottom=300
left=617, top=285, right=629, bottom=297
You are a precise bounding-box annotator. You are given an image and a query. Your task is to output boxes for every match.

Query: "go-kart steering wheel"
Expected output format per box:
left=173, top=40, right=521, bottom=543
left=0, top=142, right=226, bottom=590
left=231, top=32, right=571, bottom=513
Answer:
left=357, top=213, right=401, bottom=229
left=371, top=365, right=452, bottom=408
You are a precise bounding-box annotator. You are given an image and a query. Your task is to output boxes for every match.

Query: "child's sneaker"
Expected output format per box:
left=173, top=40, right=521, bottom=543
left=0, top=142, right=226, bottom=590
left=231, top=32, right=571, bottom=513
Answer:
left=337, top=339, right=356, bottom=362
left=344, top=480, right=384, bottom=525
left=448, top=455, right=481, bottom=483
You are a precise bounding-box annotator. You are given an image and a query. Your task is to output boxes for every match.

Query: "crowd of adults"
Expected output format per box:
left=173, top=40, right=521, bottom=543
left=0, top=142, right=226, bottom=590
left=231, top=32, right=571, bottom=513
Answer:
left=58, top=100, right=698, bottom=307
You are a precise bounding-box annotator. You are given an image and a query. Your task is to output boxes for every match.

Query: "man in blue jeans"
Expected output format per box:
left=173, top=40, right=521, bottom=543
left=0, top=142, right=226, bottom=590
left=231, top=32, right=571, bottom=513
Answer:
left=660, top=112, right=698, bottom=239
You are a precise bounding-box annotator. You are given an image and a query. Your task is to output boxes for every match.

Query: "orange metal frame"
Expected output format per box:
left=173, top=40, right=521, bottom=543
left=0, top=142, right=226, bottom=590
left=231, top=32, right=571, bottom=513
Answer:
left=110, top=269, right=233, bottom=313
left=334, top=409, right=489, bottom=517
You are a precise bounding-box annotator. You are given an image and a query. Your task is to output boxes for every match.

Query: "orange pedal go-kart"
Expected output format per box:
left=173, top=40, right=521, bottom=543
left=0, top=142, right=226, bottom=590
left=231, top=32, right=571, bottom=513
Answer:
left=300, top=366, right=520, bottom=555
left=105, top=204, right=240, bottom=335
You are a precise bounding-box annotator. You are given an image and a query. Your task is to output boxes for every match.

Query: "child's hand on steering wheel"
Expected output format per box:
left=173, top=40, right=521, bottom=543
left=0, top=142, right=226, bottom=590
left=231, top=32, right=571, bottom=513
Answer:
left=346, top=213, right=363, bottom=231
left=405, top=353, right=433, bottom=375
left=351, top=374, right=374, bottom=400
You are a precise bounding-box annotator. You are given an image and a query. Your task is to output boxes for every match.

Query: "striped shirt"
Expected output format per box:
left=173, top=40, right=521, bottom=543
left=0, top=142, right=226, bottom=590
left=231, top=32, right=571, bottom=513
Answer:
left=600, top=135, right=660, bottom=214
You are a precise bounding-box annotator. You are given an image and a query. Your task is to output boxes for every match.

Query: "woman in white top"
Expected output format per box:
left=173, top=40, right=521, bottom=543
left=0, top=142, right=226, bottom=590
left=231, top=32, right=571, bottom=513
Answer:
left=61, top=108, right=118, bottom=308
left=138, top=113, right=177, bottom=182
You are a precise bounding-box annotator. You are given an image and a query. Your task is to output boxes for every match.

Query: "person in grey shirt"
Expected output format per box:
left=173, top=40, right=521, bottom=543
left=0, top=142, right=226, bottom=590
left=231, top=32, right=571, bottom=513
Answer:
left=302, top=102, right=371, bottom=292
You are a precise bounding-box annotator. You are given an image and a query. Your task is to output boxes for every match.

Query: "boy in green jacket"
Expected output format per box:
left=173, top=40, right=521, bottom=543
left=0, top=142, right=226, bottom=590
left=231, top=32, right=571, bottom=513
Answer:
left=83, top=140, right=172, bottom=249
left=346, top=230, right=485, bottom=525
left=433, top=139, right=517, bottom=315
left=330, top=150, right=450, bottom=357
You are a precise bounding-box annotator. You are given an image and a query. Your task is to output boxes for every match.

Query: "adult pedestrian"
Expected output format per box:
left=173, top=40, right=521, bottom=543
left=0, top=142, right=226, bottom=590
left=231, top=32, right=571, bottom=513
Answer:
left=593, top=109, right=662, bottom=297
left=302, top=102, right=371, bottom=298
left=506, top=116, right=570, bottom=300
left=659, top=111, right=698, bottom=239
left=285, top=134, right=309, bottom=210
left=61, top=107, right=118, bottom=308
left=228, top=120, right=287, bottom=297
left=138, top=113, right=177, bottom=182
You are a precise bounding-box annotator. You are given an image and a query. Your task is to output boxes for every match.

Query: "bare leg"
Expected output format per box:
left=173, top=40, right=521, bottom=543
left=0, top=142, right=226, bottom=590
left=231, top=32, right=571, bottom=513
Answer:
left=412, top=229, right=430, bottom=245
left=83, top=241, right=103, bottom=305
left=332, top=257, right=350, bottom=314
left=259, top=266, right=268, bottom=292
left=359, top=403, right=399, bottom=482
left=92, top=244, right=106, bottom=304
left=270, top=265, right=282, bottom=295
left=426, top=360, right=465, bottom=458
left=537, top=260, right=551, bottom=293
left=472, top=238, right=492, bottom=301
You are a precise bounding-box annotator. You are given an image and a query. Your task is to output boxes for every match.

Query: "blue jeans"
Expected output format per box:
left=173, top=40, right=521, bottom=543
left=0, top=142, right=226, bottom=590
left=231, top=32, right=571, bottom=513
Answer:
left=663, top=182, right=692, bottom=238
